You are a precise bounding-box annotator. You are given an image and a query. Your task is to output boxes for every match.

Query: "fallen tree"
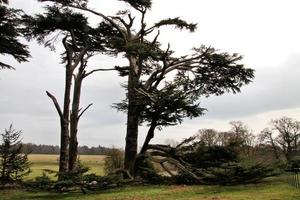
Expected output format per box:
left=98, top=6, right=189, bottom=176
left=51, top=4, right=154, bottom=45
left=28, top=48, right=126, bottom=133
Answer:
left=138, top=136, right=276, bottom=185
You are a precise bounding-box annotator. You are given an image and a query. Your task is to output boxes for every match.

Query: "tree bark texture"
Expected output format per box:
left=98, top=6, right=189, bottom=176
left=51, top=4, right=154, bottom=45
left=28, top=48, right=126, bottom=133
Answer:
left=124, top=57, right=141, bottom=174
left=69, top=72, right=83, bottom=171
left=59, top=68, right=73, bottom=174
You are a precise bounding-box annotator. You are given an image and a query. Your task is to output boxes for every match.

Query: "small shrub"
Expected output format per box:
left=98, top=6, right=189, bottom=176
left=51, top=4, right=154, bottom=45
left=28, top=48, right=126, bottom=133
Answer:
left=25, top=172, right=54, bottom=190
left=27, top=160, right=91, bottom=192
left=57, top=160, right=89, bottom=182
left=0, top=125, right=30, bottom=184
left=104, top=148, right=124, bottom=174
left=53, top=160, right=90, bottom=192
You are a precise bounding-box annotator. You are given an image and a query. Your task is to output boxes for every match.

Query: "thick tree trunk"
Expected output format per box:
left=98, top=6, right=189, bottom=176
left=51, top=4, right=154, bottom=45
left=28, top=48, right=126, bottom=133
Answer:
left=124, top=85, right=139, bottom=174
left=69, top=74, right=83, bottom=171
left=59, top=118, right=68, bottom=173
left=59, top=68, right=73, bottom=174
left=124, top=57, right=140, bottom=175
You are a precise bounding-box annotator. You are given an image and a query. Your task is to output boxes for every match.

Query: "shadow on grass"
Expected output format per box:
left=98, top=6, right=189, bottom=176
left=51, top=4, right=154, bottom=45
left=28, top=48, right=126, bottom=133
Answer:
left=2, top=190, right=102, bottom=200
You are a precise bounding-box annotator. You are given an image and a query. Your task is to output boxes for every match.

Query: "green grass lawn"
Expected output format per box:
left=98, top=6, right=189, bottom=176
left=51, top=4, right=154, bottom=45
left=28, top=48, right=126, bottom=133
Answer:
left=1, top=177, right=300, bottom=200
left=1, top=154, right=300, bottom=200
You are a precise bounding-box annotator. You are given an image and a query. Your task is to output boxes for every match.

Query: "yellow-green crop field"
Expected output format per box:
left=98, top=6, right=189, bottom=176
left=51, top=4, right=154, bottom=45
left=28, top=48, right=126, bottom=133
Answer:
left=26, top=154, right=106, bottom=180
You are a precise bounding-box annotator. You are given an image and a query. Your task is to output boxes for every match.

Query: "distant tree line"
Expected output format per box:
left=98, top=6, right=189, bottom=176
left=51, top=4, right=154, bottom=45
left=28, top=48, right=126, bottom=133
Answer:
left=21, top=143, right=111, bottom=155
left=195, top=117, right=300, bottom=164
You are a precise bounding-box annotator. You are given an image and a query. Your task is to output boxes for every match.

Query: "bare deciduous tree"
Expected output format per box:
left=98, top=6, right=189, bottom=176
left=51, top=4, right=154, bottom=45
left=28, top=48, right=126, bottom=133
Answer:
left=259, top=117, right=300, bottom=162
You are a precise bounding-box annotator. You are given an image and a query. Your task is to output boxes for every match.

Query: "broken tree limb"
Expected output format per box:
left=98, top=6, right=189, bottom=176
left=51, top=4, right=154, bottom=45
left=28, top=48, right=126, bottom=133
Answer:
left=84, top=68, right=116, bottom=78
left=161, top=162, right=176, bottom=177
left=142, top=144, right=202, bottom=181
left=146, top=152, right=201, bottom=181
left=46, top=91, right=63, bottom=119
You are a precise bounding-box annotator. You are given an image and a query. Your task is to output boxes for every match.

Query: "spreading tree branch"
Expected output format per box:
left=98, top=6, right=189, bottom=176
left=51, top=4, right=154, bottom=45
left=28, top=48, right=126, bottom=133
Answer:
left=78, top=103, right=93, bottom=119
left=84, top=68, right=116, bottom=78
left=144, top=17, right=197, bottom=35
left=67, top=5, right=127, bottom=39
left=0, top=62, right=15, bottom=70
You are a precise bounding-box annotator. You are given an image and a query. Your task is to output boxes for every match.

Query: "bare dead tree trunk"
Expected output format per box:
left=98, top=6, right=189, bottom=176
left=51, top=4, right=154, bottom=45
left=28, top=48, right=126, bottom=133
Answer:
left=46, top=64, right=73, bottom=178
left=69, top=72, right=83, bottom=171
left=69, top=60, right=95, bottom=171
left=60, top=68, right=73, bottom=173
left=69, top=60, right=106, bottom=171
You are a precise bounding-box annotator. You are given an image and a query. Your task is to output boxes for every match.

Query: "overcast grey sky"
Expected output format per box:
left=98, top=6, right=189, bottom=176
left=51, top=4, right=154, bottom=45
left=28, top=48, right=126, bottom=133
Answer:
left=1, top=0, right=300, bottom=147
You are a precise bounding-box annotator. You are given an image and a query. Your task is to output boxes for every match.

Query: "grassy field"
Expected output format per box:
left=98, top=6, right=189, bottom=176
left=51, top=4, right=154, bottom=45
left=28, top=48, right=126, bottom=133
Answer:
left=1, top=154, right=300, bottom=199
left=1, top=177, right=300, bottom=200
left=26, top=154, right=106, bottom=180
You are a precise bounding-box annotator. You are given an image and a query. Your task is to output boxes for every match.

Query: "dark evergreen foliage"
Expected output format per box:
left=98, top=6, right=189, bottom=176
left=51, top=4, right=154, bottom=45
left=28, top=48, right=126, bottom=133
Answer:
left=0, top=3, right=30, bottom=69
left=119, top=0, right=152, bottom=10
left=26, top=161, right=90, bottom=192
left=38, top=0, right=88, bottom=8
left=23, top=6, right=114, bottom=54
left=173, top=137, right=275, bottom=185
left=115, top=84, right=205, bottom=128
left=183, top=145, right=238, bottom=169
left=154, top=17, right=197, bottom=32
left=0, top=125, right=30, bottom=184
left=175, top=162, right=275, bottom=185
left=174, top=47, right=254, bottom=97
